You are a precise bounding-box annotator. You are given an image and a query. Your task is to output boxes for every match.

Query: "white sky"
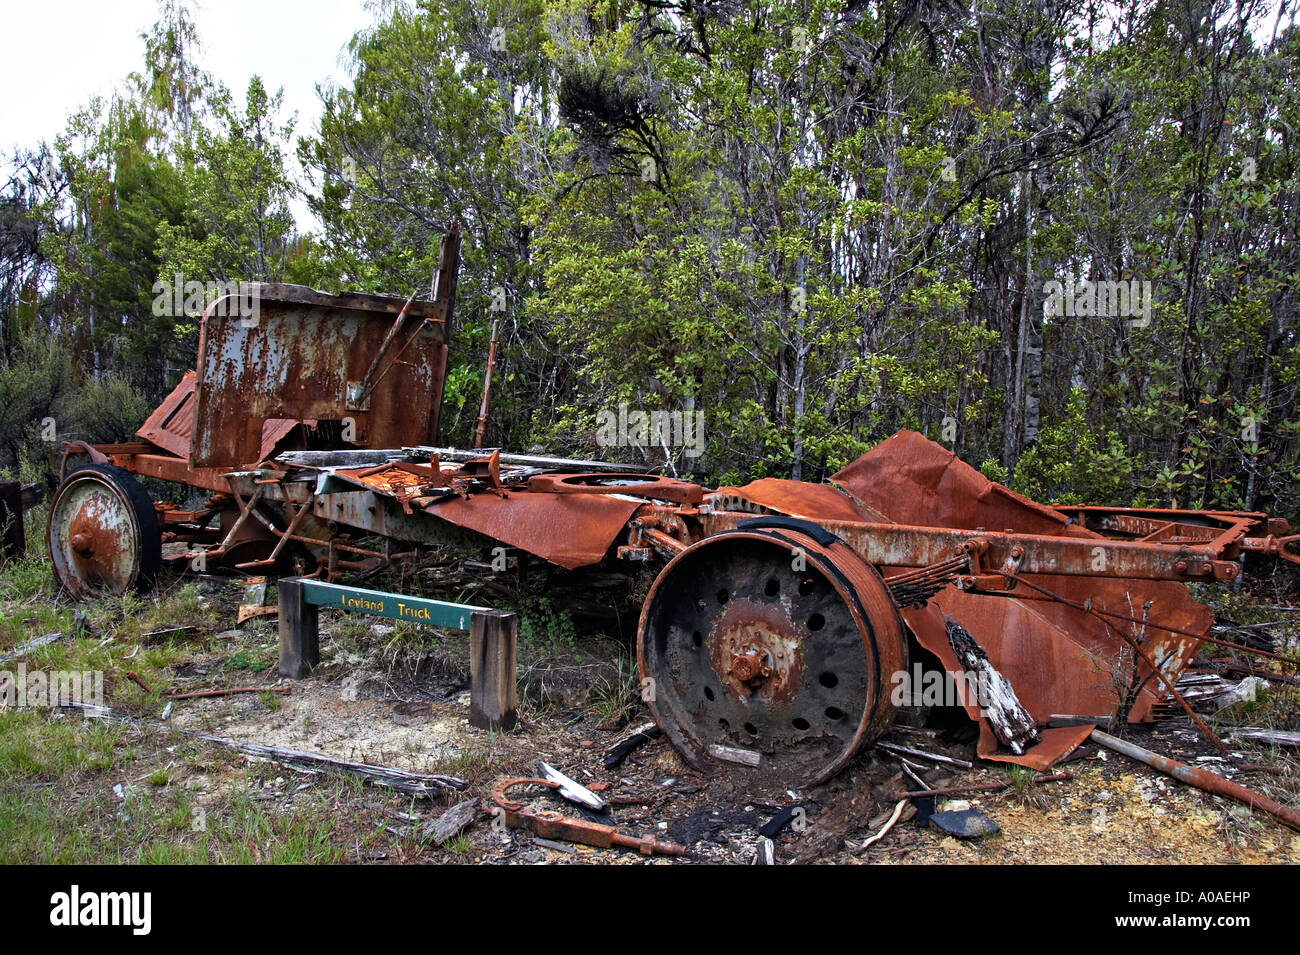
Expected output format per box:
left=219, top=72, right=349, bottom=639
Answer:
left=0, top=0, right=379, bottom=230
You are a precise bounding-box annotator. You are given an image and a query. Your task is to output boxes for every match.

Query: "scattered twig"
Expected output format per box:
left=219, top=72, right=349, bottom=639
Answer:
left=1226, top=727, right=1300, bottom=749
left=164, top=686, right=289, bottom=701
left=899, top=772, right=1073, bottom=799
left=57, top=700, right=466, bottom=795
left=0, top=631, right=62, bottom=665
left=877, top=740, right=974, bottom=769
left=855, top=800, right=907, bottom=853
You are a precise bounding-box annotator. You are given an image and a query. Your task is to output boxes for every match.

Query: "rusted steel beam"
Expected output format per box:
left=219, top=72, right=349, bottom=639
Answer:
left=111, top=453, right=232, bottom=494
left=701, top=511, right=1243, bottom=582
left=1090, top=729, right=1300, bottom=833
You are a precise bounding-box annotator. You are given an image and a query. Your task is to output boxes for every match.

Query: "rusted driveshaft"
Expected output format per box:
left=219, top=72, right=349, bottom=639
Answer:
left=1090, top=730, right=1300, bottom=833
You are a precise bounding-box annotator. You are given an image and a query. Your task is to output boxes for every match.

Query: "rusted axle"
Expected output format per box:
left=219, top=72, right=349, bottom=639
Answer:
left=1091, top=729, right=1300, bottom=833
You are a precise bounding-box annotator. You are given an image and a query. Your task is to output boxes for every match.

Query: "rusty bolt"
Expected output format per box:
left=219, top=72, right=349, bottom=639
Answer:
left=70, top=532, right=93, bottom=554
left=1174, top=560, right=1188, bottom=573
left=731, top=644, right=773, bottom=683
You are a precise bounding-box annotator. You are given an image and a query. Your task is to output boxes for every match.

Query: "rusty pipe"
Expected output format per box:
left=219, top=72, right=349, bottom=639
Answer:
left=1090, top=729, right=1300, bottom=833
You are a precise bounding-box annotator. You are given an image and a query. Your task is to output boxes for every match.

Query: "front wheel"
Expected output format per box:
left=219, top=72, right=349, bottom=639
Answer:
left=47, top=463, right=161, bottom=598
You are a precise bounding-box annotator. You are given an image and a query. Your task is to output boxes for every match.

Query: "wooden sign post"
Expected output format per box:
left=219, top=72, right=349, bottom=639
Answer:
left=277, top=578, right=517, bottom=732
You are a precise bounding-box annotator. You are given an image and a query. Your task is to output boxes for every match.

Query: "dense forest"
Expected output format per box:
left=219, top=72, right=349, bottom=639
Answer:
left=2, top=0, right=1297, bottom=518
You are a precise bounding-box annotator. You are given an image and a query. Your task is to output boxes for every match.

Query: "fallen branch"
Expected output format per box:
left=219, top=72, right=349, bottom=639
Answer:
left=188, top=734, right=467, bottom=795
left=1226, top=728, right=1300, bottom=749
left=877, top=740, right=974, bottom=769
left=0, top=631, right=62, bottom=665
left=56, top=700, right=466, bottom=796
left=899, top=772, right=1073, bottom=799
left=855, top=800, right=907, bottom=853
left=1090, top=729, right=1300, bottom=833
left=165, top=686, right=289, bottom=701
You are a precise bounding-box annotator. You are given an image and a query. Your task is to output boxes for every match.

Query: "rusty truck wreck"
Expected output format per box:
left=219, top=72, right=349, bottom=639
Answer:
left=46, top=224, right=1300, bottom=791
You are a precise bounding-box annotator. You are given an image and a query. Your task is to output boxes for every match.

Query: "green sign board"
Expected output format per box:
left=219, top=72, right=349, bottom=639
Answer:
left=299, top=579, right=490, bottom=631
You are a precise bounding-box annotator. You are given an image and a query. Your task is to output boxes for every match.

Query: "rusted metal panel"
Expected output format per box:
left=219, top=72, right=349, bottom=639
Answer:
left=190, top=288, right=449, bottom=468
left=828, top=430, right=1212, bottom=738
left=710, top=479, right=889, bottom=522
left=424, top=492, right=646, bottom=570
left=110, top=452, right=235, bottom=494
left=137, top=370, right=301, bottom=465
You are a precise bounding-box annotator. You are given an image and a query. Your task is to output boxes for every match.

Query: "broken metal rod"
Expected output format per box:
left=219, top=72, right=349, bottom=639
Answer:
left=1090, top=729, right=1300, bottom=833
left=491, top=778, right=687, bottom=857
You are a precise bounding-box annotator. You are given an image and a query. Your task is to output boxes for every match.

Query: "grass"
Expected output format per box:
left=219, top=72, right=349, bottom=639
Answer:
left=0, top=708, right=426, bottom=864
left=587, top=649, right=644, bottom=729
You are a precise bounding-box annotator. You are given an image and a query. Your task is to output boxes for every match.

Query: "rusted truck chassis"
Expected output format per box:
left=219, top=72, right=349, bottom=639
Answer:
left=46, top=226, right=1300, bottom=789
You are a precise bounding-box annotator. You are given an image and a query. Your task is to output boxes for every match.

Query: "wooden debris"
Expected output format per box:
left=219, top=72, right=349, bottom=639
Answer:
left=753, top=837, right=775, bottom=865
left=899, top=771, right=1072, bottom=799
left=141, top=625, right=197, bottom=643
left=1227, top=728, right=1300, bottom=749
left=603, top=722, right=661, bottom=769
left=877, top=740, right=973, bottom=769
left=0, top=631, right=62, bottom=665
left=944, top=620, right=1038, bottom=753
left=855, top=800, right=907, bottom=853
left=55, top=700, right=466, bottom=796
left=707, top=743, right=761, bottom=767
left=190, top=734, right=467, bottom=796
left=165, top=685, right=289, bottom=701
left=421, top=798, right=480, bottom=845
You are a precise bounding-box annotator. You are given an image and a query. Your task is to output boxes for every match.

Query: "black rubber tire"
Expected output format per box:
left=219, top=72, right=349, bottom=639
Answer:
left=47, top=462, right=161, bottom=596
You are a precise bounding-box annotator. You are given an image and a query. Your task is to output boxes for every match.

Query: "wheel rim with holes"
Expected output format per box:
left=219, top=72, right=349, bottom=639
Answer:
left=637, top=528, right=906, bottom=789
left=47, top=464, right=160, bottom=598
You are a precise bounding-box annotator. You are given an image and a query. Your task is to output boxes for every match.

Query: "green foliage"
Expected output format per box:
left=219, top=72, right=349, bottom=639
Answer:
left=1, top=0, right=1296, bottom=521
left=1011, top=389, right=1134, bottom=504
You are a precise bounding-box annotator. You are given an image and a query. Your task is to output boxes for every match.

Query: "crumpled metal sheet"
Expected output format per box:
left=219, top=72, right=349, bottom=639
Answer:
left=711, top=478, right=889, bottom=523
left=422, top=491, right=646, bottom=570
left=136, top=370, right=300, bottom=465
left=830, top=430, right=1210, bottom=765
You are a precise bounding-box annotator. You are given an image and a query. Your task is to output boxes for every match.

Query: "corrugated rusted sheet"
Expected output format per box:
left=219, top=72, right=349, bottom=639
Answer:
left=829, top=430, right=1210, bottom=766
